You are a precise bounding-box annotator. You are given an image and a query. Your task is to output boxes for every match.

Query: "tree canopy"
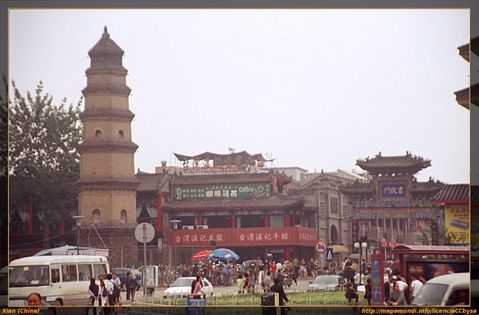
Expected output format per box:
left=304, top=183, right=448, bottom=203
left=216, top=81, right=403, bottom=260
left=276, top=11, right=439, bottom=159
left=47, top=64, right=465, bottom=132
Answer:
left=9, top=81, right=82, bottom=231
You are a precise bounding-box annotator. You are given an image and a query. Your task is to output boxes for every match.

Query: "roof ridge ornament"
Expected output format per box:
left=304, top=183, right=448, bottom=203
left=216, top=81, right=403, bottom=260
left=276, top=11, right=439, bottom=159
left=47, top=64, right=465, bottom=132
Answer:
left=102, top=25, right=110, bottom=39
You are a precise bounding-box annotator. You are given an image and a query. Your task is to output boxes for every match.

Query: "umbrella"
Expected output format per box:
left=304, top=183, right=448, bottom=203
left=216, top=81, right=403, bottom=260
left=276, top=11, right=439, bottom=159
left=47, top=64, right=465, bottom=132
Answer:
left=328, top=245, right=349, bottom=254
left=208, top=248, right=240, bottom=262
left=191, top=250, right=213, bottom=262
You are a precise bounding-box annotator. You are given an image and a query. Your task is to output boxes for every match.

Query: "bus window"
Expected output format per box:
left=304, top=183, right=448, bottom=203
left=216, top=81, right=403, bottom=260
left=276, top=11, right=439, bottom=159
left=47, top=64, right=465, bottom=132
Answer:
left=51, top=267, right=60, bottom=283
left=62, top=265, right=78, bottom=282
left=9, top=265, right=49, bottom=287
left=78, top=264, right=93, bottom=281
left=93, top=264, right=108, bottom=278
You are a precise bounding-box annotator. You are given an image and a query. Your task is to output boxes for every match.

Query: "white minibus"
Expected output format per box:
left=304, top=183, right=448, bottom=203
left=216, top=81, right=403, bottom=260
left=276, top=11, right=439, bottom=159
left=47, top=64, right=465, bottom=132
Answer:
left=9, top=255, right=109, bottom=306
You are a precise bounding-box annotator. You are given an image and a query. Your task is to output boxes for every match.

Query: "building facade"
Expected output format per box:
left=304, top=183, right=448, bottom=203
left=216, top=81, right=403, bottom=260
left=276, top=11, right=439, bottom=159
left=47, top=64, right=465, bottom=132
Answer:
left=136, top=151, right=318, bottom=264
left=297, top=170, right=363, bottom=250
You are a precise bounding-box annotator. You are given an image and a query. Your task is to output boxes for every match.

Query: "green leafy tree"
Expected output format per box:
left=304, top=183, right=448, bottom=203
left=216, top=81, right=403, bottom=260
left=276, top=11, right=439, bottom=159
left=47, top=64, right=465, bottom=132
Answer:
left=9, top=81, right=82, bottom=248
left=0, top=76, right=8, bottom=266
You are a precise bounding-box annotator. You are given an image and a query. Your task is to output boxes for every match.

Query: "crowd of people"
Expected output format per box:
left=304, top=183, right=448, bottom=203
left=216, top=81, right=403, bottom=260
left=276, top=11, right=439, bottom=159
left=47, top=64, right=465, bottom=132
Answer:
left=85, top=271, right=139, bottom=315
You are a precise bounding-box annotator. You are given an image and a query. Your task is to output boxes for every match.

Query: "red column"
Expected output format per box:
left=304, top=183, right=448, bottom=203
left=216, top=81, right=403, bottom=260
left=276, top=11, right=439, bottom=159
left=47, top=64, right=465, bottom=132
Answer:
left=231, top=216, right=237, bottom=228
left=284, top=214, right=290, bottom=227
left=264, top=215, right=269, bottom=227
left=28, top=196, right=33, bottom=235
left=198, top=217, right=203, bottom=225
left=284, top=246, right=291, bottom=260
left=157, top=194, right=164, bottom=231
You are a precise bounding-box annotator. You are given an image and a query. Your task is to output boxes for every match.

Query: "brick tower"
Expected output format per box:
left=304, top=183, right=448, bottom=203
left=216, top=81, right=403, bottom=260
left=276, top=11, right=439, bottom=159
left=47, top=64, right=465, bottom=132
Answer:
left=78, top=27, right=139, bottom=267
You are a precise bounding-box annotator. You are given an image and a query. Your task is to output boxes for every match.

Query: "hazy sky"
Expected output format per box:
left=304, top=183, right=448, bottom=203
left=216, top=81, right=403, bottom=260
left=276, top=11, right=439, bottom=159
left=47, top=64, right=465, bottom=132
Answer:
left=9, top=9, right=469, bottom=183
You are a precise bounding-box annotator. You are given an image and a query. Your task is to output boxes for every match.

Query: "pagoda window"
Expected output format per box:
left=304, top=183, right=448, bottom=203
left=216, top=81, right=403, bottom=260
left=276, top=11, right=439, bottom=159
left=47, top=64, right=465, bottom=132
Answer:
left=95, top=129, right=102, bottom=138
left=92, top=209, right=101, bottom=224
left=120, top=209, right=127, bottom=224
left=118, top=130, right=124, bottom=138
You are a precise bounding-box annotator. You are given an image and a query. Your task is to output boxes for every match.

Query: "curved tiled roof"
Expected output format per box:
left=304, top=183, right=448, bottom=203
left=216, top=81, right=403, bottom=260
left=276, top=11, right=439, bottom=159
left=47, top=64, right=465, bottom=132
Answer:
left=356, top=152, right=430, bottom=175
left=164, top=195, right=304, bottom=211
left=433, top=184, right=469, bottom=203
left=340, top=181, right=374, bottom=194
left=136, top=172, right=171, bottom=192
left=411, top=181, right=444, bottom=193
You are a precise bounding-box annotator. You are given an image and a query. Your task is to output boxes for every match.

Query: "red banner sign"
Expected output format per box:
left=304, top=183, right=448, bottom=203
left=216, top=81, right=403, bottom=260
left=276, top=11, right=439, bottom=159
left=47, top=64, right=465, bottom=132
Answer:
left=168, top=226, right=317, bottom=247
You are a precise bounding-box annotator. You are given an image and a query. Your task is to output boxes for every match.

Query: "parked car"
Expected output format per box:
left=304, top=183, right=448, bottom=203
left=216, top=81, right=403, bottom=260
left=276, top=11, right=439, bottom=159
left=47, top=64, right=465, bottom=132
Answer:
left=162, top=277, right=213, bottom=298
left=411, top=272, right=469, bottom=306
left=307, top=275, right=342, bottom=292
left=110, top=267, right=142, bottom=291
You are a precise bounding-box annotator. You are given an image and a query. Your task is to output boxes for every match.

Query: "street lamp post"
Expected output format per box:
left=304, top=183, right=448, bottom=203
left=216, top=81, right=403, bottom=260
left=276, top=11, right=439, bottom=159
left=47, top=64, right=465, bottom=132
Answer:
left=354, top=241, right=368, bottom=285
left=72, top=215, right=84, bottom=255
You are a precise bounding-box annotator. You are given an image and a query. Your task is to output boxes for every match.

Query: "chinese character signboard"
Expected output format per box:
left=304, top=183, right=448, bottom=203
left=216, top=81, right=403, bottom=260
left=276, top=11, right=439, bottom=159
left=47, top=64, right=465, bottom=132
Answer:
left=168, top=226, right=317, bottom=247
left=380, top=183, right=406, bottom=198
left=169, top=230, right=228, bottom=246
left=370, top=254, right=384, bottom=306
left=174, top=184, right=270, bottom=200
left=445, top=204, right=469, bottom=244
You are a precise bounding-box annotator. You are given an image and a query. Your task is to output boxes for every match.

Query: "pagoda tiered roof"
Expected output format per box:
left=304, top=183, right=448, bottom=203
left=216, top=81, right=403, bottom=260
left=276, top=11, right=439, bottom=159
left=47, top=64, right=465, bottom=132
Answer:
left=88, top=26, right=124, bottom=57
left=356, top=152, right=431, bottom=175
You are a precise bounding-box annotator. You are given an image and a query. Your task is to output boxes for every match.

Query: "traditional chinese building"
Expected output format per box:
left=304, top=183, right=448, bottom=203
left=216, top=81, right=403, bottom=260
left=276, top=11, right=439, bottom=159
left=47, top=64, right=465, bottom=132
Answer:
left=136, top=151, right=317, bottom=264
left=341, top=152, right=444, bottom=253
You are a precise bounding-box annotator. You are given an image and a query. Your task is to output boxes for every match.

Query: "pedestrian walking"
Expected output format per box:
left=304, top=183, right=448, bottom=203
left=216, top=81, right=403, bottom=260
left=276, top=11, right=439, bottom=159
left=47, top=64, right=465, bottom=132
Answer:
left=270, top=277, right=289, bottom=315
left=125, top=272, right=137, bottom=302
left=263, top=271, right=272, bottom=292
left=105, top=273, right=115, bottom=307
left=98, top=278, right=110, bottom=315
left=111, top=272, right=122, bottom=305
left=410, top=274, right=423, bottom=302
left=345, top=278, right=359, bottom=304
left=364, top=278, right=372, bottom=305
left=87, top=277, right=99, bottom=315
left=237, top=274, right=245, bottom=294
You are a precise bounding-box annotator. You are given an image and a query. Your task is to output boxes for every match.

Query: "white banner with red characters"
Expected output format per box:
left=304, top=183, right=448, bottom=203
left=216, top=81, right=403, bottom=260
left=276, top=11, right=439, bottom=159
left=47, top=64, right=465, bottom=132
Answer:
left=168, top=226, right=317, bottom=247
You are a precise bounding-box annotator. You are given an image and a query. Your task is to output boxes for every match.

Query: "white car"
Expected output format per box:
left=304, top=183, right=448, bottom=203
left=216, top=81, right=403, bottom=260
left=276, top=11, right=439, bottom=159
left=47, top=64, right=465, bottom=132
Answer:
left=411, top=272, right=469, bottom=306
left=162, top=277, right=213, bottom=299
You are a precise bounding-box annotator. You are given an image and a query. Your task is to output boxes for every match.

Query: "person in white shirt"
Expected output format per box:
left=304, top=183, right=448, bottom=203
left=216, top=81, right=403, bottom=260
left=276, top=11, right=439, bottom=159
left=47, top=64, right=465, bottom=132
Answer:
left=410, top=275, right=424, bottom=299
left=395, top=276, right=408, bottom=293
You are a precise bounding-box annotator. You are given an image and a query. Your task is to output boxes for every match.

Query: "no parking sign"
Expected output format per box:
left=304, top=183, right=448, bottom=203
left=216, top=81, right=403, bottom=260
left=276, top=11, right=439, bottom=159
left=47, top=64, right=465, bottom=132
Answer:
left=315, top=240, right=328, bottom=253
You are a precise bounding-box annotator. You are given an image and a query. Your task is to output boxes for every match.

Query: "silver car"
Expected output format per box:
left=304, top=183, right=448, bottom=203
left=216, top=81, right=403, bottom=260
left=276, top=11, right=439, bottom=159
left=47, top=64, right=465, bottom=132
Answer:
left=307, top=275, right=342, bottom=292
left=162, top=277, right=214, bottom=299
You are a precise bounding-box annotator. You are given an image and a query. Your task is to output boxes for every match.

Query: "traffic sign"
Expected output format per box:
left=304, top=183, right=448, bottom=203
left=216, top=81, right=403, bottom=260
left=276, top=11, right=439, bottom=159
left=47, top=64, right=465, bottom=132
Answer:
left=315, top=240, right=328, bottom=253
left=135, top=223, right=155, bottom=243
left=326, top=248, right=333, bottom=261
